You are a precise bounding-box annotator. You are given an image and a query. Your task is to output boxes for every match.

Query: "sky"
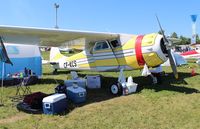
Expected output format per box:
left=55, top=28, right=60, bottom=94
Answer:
left=0, top=0, right=199, bottom=37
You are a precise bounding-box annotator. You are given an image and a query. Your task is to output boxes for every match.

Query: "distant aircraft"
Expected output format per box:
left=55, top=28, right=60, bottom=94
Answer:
left=0, top=17, right=178, bottom=95
left=59, top=46, right=73, bottom=53
left=162, top=51, right=187, bottom=66
left=180, top=50, right=200, bottom=59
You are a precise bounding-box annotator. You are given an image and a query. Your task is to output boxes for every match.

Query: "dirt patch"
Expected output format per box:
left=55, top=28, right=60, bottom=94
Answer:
left=0, top=113, right=29, bottom=124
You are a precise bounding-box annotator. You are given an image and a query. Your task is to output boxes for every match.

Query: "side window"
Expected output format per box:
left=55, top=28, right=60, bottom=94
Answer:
left=93, top=41, right=110, bottom=51
left=94, top=42, right=102, bottom=51
left=102, top=42, right=109, bottom=49
left=110, top=40, right=120, bottom=48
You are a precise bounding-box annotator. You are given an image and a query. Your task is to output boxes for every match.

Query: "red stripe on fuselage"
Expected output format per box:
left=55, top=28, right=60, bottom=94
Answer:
left=135, top=35, right=145, bottom=66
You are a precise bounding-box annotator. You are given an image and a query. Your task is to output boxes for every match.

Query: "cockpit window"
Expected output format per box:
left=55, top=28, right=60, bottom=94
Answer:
left=94, top=41, right=110, bottom=51
left=94, top=43, right=102, bottom=51
left=102, top=42, right=109, bottom=49
left=110, top=40, right=120, bottom=48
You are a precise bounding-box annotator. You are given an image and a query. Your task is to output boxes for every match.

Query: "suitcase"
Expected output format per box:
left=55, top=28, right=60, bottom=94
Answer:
left=67, top=86, right=86, bottom=104
left=42, top=94, right=67, bottom=115
left=86, top=75, right=101, bottom=89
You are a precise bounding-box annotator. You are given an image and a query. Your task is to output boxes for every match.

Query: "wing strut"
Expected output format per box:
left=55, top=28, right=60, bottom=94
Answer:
left=107, top=41, right=120, bottom=70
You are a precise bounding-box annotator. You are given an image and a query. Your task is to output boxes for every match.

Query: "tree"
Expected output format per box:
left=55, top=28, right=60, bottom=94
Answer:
left=196, top=34, right=200, bottom=44
left=171, top=32, right=178, bottom=38
left=178, top=36, right=190, bottom=45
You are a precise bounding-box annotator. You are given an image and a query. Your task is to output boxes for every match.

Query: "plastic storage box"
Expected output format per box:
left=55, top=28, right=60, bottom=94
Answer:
left=42, top=94, right=67, bottom=115
left=64, top=79, right=86, bottom=88
left=86, top=75, right=101, bottom=89
left=122, top=76, right=138, bottom=95
left=67, top=86, right=86, bottom=104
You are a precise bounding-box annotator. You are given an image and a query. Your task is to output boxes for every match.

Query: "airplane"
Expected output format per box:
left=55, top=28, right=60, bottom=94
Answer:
left=162, top=51, right=187, bottom=66
left=180, top=49, right=200, bottom=60
left=0, top=17, right=178, bottom=95
left=59, top=46, right=73, bottom=53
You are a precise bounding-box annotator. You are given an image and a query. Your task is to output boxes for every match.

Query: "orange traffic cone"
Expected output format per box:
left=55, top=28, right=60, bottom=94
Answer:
left=191, top=68, right=196, bottom=76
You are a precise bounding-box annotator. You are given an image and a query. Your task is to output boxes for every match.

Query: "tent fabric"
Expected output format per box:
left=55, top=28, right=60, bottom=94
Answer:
left=0, top=37, right=13, bottom=65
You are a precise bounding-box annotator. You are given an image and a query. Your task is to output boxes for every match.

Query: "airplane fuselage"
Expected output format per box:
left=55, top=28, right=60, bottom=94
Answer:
left=50, top=33, right=168, bottom=72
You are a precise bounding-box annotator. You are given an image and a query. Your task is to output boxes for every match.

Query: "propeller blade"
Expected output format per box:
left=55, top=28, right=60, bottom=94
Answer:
left=155, top=15, right=168, bottom=42
left=167, top=50, right=178, bottom=79
left=155, top=15, right=178, bottom=79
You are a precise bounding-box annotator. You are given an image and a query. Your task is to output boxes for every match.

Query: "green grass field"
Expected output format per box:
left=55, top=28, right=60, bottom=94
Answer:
left=0, top=52, right=200, bottom=129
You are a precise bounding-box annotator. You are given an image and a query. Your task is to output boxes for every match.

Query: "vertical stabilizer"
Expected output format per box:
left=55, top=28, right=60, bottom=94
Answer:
left=50, top=47, right=61, bottom=62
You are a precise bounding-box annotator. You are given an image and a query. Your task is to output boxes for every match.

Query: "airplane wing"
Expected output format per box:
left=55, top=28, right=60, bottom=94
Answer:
left=0, top=25, right=119, bottom=47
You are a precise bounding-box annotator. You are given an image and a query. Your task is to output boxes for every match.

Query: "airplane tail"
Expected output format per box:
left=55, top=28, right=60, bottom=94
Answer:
left=50, top=47, right=65, bottom=62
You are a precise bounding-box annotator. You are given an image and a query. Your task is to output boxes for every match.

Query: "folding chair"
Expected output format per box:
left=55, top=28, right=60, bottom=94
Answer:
left=21, top=76, right=34, bottom=95
left=15, top=78, right=26, bottom=96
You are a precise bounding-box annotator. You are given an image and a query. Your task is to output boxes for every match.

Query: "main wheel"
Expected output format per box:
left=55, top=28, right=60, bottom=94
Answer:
left=110, top=83, right=123, bottom=96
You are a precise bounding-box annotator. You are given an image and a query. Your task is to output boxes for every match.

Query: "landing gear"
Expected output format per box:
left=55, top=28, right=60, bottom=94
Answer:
left=110, top=83, right=123, bottom=96
left=53, top=69, right=58, bottom=75
left=110, top=68, right=125, bottom=96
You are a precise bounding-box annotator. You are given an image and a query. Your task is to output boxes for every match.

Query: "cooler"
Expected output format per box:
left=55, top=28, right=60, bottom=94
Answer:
left=67, top=86, right=86, bottom=104
left=86, top=75, right=101, bottom=89
left=42, top=94, right=67, bottom=115
left=64, top=79, right=86, bottom=88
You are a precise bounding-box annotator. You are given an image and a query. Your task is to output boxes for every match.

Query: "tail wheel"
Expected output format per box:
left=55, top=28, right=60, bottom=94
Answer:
left=110, top=83, right=123, bottom=96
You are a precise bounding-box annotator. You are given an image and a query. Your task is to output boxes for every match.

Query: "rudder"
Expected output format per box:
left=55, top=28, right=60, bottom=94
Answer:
left=50, top=47, right=61, bottom=62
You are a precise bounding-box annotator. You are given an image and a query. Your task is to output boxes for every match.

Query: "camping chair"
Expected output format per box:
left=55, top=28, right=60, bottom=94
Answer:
left=16, top=78, right=25, bottom=96
left=22, top=75, right=39, bottom=95
left=16, top=75, right=38, bottom=96
left=21, top=76, right=32, bottom=95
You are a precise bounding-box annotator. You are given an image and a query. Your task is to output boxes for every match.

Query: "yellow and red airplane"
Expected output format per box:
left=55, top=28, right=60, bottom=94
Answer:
left=50, top=33, right=167, bottom=72
left=0, top=17, right=178, bottom=95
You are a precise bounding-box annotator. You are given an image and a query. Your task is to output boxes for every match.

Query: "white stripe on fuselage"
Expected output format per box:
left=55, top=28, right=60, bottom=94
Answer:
left=76, top=47, right=154, bottom=65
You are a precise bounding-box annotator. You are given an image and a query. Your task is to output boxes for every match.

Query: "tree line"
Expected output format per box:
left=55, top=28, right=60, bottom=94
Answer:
left=158, top=31, right=200, bottom=45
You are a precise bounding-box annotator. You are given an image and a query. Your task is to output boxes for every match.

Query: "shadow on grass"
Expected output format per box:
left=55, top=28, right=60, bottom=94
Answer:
left=135, top=72, right=200, bottom=94
left=15, top=71, right=200, bottom=115
left=37, top=78, right=64, bottom=85
left=43, top=70, right=71, bottom=75
left=60, top=72, right=200, bottom=115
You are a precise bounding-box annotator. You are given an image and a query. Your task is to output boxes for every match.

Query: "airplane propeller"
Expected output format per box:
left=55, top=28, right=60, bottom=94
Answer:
left=155, top=15, right=178, bottom=79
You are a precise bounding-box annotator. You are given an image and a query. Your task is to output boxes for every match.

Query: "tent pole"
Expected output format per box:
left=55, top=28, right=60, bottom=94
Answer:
left=0, top=62, right=4, bottom=106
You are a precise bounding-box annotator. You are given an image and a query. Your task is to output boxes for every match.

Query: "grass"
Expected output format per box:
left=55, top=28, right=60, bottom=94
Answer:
left=0, top=52, right=200, bottom=129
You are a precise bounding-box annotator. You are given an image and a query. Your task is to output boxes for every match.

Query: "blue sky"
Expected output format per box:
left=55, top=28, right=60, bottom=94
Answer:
left=0, top=0, right=199, bottom=37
